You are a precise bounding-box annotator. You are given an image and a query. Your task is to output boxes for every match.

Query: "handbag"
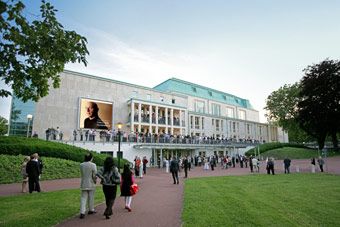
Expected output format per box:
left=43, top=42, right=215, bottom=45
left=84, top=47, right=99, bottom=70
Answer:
left=130, top=183, right=139, bottom=195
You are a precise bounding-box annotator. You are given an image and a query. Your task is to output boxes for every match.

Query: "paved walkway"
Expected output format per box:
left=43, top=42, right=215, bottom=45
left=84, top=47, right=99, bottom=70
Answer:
left=1, top=156, right=339, bottom=227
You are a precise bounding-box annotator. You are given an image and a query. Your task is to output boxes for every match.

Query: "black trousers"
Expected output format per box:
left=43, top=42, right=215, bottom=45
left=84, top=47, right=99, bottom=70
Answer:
left=184, top=168, right=188, bottom=178
left=102, top=185, right=117, bottom=216
left=267, top=166, right=275, bottom=175
left=28, top=176, right=41, bottom=193
left=284, top=165, right=290, bottom=174
left=171, top=171, right=179, bottom=183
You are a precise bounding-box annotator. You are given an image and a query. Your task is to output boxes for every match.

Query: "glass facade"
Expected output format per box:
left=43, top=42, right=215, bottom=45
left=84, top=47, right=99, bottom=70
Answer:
left=9, top=96, right=36, bottom=137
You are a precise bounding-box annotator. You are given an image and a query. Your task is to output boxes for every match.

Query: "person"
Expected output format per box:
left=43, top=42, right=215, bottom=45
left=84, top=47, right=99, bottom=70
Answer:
left=21, top=156, right=30, bottom=193
left=252, top=156, right=259, bottom=173
left=79, top=153, right=97, bottom=219
left=249, top=155, right=254, bottom=172
left=26, top=153, right=41, bottom=193
left=266, top=157, right=275, bottom=175
left=120, top=163, right=135, bottom=212
left=84, top=102, right=108, bottom=129
left=96, top=157, right=120, bottom=219
left=183, top=157, right=189, bottom=178
left=311, top=157, right=316, bottom=173
left=317, top=156, right=325, bottom=172
left=134, top=157, right=141, bottom=177
left=142, top=156, right=148, bottom=175
left=283, top=157, right=291, bottom=174
left=170, top=157, right=179, bottom=184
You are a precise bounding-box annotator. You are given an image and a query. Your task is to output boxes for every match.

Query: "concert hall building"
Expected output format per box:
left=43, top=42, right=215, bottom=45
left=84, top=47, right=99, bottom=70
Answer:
left=9, top=70, right=288, bottom=164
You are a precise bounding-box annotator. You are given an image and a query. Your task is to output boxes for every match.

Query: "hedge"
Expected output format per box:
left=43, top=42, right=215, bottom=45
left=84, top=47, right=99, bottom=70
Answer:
left=0, top=136, right=128, bottom=168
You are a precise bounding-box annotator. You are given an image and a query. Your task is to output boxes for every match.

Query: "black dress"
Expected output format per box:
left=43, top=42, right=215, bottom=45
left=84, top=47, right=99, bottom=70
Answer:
left=120, top=172, right=133, bottom=196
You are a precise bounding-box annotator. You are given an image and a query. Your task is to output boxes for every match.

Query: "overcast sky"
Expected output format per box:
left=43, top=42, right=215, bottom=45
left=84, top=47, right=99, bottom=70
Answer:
left=1, top=0, right=340, bottom=122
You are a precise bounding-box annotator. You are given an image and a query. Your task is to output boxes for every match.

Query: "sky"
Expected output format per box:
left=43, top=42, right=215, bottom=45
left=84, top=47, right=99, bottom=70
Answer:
left=1, top=0, right=340, bottom=122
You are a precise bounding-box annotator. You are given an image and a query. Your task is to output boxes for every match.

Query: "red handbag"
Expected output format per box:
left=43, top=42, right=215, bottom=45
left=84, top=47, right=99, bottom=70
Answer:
left=130, top=183, right=139, bottom=195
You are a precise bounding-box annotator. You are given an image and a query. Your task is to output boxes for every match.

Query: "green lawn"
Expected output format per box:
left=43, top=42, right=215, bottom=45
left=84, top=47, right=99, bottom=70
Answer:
left=0, top=187, right=106, bottom=227
left=182, top=174, right=340, bottom=226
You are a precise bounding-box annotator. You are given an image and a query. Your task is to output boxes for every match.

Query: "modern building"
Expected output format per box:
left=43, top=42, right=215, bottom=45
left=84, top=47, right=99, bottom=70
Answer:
left=9, top=70, right=288, bottom=164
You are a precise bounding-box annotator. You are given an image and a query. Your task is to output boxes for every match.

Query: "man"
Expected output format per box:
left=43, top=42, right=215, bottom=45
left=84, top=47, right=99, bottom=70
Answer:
left=170, top=157, right=179, bottom=184
left=183, top=157, right=189, bottom=178
left=142, top=156, right=148, bottom=175
left=267, top=157, right=275, bottom=175
left=80, top=153, right=97, bottom=219
left=249, top=155, right=254, bottom=172
left=26, top=153, right=41, bottom=193
left=283, top=157, right=291, bottom=174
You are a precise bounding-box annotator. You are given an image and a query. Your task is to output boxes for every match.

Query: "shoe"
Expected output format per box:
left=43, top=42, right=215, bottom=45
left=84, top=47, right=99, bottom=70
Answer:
left=127, top=207, right=132, bottom=212
left=177, top=182, right=179, bottom=184
left=80, top=214, right=85, bottom=219
left=105, top=215, right=110, bottom=219
left=125, top=206, right=128, bottom=209
left=88, top=210, right=97, bottom=215
left=173, top=182, right=176, bottom=184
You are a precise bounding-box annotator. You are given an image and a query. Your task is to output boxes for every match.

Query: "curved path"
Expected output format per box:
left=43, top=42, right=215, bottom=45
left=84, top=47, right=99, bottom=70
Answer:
left=1, top=157, right=339, bottom=227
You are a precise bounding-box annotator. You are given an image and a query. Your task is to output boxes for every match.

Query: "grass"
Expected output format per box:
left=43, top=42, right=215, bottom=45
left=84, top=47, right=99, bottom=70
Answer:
left=0, top=186, right=107, bottom=227
left=0, top=154, right=81, bottom=184
left=182, top=174, right=340, bottom=227
left=261, top=147, right=319, bottom=159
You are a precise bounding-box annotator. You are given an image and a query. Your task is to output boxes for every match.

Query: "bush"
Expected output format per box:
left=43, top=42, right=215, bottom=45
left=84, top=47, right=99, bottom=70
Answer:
left=0, top=136, right=128, bottom=168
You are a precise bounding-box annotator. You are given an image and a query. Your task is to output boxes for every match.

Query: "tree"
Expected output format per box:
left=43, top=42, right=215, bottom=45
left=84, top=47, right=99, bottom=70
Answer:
left=0, top=116, right=8, bottom=135
left=264, top=83, right=311, bottom=142
left=297, top=59, right=340, bottom=150
left=0, top=0, right=89, bottom=102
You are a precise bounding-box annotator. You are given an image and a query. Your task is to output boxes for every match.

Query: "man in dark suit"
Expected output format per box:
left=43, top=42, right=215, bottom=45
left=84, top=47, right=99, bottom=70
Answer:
left=26, top=153, right=41, bottom=193
left=183, top=157, right=189, bottom=178
left=170, top=157, right=179, bottom=184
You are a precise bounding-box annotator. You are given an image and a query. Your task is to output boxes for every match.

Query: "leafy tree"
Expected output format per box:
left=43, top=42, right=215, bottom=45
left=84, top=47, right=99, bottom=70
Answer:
left=297, top=59, right=340, bottom=150
left=0, top=0, right=89, bottom=102
left=264, top=83, right=311, bottom=142
left=0, top=116, right=8, bottom=135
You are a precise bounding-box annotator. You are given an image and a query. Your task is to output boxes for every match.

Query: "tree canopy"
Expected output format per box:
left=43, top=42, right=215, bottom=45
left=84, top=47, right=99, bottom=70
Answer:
left=0, top=0, right=89, bottom=102
left=297, top=59, right=340, bottom=150
left=264, top=83, right=311, bottom=143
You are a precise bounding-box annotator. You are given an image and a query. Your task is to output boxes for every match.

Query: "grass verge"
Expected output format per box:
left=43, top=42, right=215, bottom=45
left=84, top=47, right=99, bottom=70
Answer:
left=0, top=187, right=106, bottom=227
left=182, top=174, right=340, bottom=226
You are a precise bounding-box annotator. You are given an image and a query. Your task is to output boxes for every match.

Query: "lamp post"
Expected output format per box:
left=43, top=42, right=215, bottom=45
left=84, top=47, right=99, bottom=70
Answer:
left=26, top=114, right=33, bottom=138
left=117, top=122, right=123, bottom=172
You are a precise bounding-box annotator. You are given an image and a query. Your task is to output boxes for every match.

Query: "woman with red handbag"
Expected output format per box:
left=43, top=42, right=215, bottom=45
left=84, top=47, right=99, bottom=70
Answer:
left=120, top=163, right=135, bottom=212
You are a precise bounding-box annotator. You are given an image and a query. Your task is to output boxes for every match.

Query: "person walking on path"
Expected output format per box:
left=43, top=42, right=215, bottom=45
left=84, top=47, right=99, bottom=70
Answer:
left=21, top=156, right=30, bottom=193
left=26, top=153, right=41, bottom=193
left=120, top=163, right=135, bottom=212
left=317, top=156, right=325, bottom=172
left=311, top=157, right=316, bottom=173
left=252, top=156, right=259, bottom=173
left=283, top=157, right=291, bottom=174
left=249, top=155, right=254, bottom=173
left=79, top=153, right=97, bottom=219
left=96, top=157, right=120, bottom=219
left=170, top=157, right=179, bottom=184
left=183, top=157, right=189, bottom=178
left=266, top=157, right=275, bottom=175
left=142, top=156, right=148, bottom=175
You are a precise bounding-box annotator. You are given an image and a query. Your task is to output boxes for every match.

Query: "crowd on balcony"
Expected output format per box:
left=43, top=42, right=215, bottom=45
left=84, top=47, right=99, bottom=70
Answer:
left=130, top=112, right=181, bottom=126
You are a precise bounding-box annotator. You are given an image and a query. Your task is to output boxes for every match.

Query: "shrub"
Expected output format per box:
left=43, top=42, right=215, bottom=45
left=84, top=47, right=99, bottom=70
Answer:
left=0, top=136, right=128, bottom=168
left=245, top=142, right=309, bottom=156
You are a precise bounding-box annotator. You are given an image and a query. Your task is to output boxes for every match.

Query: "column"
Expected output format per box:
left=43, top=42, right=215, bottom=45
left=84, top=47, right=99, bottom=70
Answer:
left=165, top=107, right=168, bottom=133
left=130, top=102, right=134, bottom=133
left=138, top=103, right=142, bottom=132
left=155, top=106, right=159, bottom=133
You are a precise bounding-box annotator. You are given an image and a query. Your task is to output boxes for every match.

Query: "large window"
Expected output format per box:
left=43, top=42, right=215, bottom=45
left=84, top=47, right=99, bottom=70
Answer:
left=226, top=107, right=234, bottom=118
left=239, top=110, right=246, bottom=120
left=212, top=103, right=221, bottom=116
left=195, top=117, right=200, bottom=129
left=195, top=100, right=205, bottom=113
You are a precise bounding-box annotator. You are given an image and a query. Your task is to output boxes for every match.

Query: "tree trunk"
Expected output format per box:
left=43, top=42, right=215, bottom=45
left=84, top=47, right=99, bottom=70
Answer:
left=317, top=134, right=326, bottom=150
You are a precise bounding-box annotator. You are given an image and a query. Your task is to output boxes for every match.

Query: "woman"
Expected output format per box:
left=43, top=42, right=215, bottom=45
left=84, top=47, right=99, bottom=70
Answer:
left=96, top=157, right=120, bottom=219
left=21, top=156, right=30, bottom=193
left=121, top=163, right=135, bottom=212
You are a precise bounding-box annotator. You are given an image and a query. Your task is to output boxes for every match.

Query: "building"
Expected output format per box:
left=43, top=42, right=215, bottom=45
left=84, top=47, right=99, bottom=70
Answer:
left=9, top=70, right=288, bottom=164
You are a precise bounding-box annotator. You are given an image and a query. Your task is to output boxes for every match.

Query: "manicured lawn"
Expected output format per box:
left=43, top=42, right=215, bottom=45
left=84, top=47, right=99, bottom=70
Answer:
left=182, top=174, right=340, bottom=226
left=0, top=187, right=106, bottom=227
